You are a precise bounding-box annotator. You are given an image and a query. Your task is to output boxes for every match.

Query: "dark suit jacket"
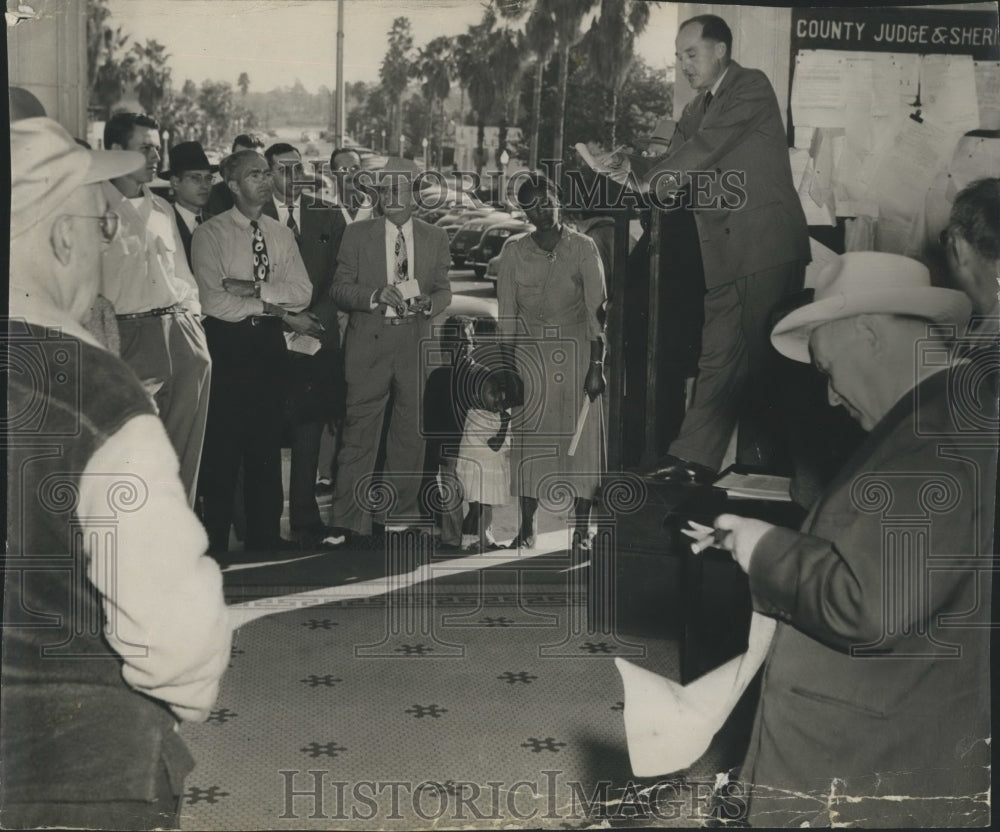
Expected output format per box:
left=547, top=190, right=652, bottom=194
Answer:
left=740, top=367, right=996, bottom=827
left=172, top=206, right=197, bottom=270
left=205, top=181, right=234, bottom=217
left=633, top=61, right=810, bottom=288
left=330, top=216, right=451, bottom=345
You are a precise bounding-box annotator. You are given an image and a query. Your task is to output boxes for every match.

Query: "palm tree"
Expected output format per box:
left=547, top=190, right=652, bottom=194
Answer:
left=525, top=3, right=557, bottom=169
left=550, top=0, right=598, bottom=167
left=411, top=36, right=453, bottom=166
left=455, top=7, right=497, bottom=176
left=490, top=28, right=529, bottom=169
left=582, top=0, right=650, bottom=147
left=132, top=39, right=172, bottom=115
left=379, top=17, right=414, bottom=154
left=237, top=72, right=250, bottom=97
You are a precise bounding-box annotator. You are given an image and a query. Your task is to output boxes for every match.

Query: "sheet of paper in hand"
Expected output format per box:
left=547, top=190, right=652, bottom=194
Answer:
left=615, top=612, right=776, bottom=777
left=284, top=332, right=322, bottom=355
left=397, top=278, right=421, bottom=301
left=574, top=142, right=635, bottom=187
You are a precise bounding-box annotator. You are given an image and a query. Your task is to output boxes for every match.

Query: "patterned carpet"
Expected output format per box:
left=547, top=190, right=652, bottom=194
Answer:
left=178, top=543, right=755, bottom=830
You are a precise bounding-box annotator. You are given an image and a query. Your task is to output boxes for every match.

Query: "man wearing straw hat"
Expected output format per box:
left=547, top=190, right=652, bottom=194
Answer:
left=696, top=252, right=996, bottom=826
left=3, top=117, right=230, bottom=830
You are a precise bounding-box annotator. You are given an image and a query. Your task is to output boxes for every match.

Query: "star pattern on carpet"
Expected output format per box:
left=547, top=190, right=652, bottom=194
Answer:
left=301, top=674, right=343, bottom=687
left=498, top=670, right=538, bottom=684
left=480, top=616, right=514, bottom=627
left=404, top=703, right=448, bottom=718
left=300, top=741, right=348, bottom=758
left=184, top=785, right=231, bottom=804
left=206, top=707, right=238, bottom=724
left=580, top=641, right=617, bottom=653
left=302, top=618, right=338, bottom=630
left=394, top=643, right=434, bottom=655
left=521, top=737, right=567, bottom=753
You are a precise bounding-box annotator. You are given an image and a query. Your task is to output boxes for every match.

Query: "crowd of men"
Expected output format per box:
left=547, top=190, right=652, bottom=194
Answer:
left=3, top=10, right=998, bottom=828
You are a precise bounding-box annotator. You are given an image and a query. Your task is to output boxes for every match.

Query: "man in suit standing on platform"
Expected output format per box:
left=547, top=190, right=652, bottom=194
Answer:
left=164, top=142, right=216, bottom=269
left=265, top=141, right=349, bottom=547
left=624, top=14, right=810, bottom=482
left=329, top=161, right=452, bottom=540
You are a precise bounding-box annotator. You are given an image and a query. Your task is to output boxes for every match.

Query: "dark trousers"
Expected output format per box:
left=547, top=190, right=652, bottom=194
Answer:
left=0, top=763, right=180, bottom=831
left=288, top=347, right=344, bottom=532
left=669, top=260, right=805, bottom=471
left=198, top=316, right=287, bottom=552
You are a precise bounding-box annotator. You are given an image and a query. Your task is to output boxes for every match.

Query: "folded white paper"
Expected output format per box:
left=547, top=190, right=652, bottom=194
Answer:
left=397, top=279, right=421, bottom=301
left=284, top=331, right=322, bottom=356
left=615, top=612, right=776, bottom=777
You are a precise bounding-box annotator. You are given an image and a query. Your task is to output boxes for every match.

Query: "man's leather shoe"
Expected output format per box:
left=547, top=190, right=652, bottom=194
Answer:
left=642, top=454, right=717, bottom=485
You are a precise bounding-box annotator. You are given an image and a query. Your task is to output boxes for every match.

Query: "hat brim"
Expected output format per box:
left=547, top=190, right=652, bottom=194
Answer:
left=160, top=164, right=220, bottom=179
left=771, top=288, right=972, bottom=363
left=83, top=149, right=147, bottom=185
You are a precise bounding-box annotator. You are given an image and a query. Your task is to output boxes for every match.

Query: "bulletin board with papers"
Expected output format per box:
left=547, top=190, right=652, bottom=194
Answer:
left=787, top=5, right=999, bottom=257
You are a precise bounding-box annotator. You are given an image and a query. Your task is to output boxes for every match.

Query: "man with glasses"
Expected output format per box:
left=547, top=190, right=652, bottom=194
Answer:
left=329, top=161, right=452, bottom=541
left=191, top=150, right=313, bottom=559
left=102, top=112, right=213, bottom=508
left=264, top=142, right=350, bottom=548
left=163, top=141, right=217, bottom=268
left=5, top=116, right=231, bottom=832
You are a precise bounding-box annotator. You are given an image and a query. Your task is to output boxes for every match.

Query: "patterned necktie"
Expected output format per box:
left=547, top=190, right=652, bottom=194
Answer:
left=250, top=220, right=270, bottom=282
left=394, top=225, right=408, bottom=283
left=704, top=90, right=714, bottom=112
left=487, top=410, right=511, bottom=452
left=286, top=203, right=300, bottom=240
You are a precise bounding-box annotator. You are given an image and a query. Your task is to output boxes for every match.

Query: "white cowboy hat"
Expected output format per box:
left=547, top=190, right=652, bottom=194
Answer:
left=771, top=251, right=972, bottom=363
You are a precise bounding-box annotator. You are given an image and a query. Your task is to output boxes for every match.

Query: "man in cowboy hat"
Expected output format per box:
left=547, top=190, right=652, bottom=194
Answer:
left=697, top=252, right=995, bottom=827
left=163, top=140, right=218, bottom=268
left=329, top=158, right=452, bottom=541
left=4, top=117, right=231, bottom=830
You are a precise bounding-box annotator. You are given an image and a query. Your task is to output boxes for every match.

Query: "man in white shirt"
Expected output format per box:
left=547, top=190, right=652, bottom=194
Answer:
left=102, top=112, right=213, bottom=507
left=5, top=115, right=231, bottom=832
left=329, top=162, right=452, bottom=539
left=191, top=150, right=314, bottom=557
left=163, top=141, right=217, bottom=268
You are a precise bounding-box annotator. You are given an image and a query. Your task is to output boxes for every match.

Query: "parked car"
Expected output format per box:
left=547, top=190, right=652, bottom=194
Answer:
left=484, top=230, right=530, bottom=282
left=468, top=220, right=532, bottom=279
left=449, top=212, right=516, bottom=267
left=436, top=207, right=497, bottom=243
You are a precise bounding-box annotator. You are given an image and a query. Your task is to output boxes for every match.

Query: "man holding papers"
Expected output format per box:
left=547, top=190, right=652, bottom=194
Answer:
left=329, top=161, right=452, bottom=539
left=696, top=252, right=993, bottom=826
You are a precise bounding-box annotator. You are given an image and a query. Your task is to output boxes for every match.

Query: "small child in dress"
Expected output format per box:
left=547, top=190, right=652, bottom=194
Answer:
left=455, top=366, right=522, bottom=552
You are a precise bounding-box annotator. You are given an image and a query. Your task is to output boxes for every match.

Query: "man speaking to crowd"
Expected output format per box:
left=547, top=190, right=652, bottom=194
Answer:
left=620, top=14, right=810, bottom=482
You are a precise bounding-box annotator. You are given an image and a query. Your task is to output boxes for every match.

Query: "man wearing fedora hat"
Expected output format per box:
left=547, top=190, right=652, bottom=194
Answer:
left=163, top=141, right=218, bottom=268
left=696, top=252, right=995, bottom=826
left=4, top=117, right=230, bottom=830
left=329, top=159, right=452, bottom=539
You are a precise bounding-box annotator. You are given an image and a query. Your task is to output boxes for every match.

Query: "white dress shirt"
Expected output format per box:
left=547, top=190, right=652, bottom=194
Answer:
left=191, top=207, right=312, bottom=322
left=101, top=182, right=202, bottom=315
left=174, top=202, right=203, bottom=234
left=377, top=217, right=417, bottom=318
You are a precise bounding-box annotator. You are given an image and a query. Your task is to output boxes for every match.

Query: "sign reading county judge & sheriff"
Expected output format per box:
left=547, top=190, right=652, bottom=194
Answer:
left=792, top=7, right=999, bottom=61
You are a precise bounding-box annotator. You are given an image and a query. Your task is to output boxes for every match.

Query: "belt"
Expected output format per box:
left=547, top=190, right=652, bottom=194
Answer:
left=116, top=304, right=183, bottom=321
left=248, top=315, right=281, bottom=327
left=385, top=315, right=418, bottom=326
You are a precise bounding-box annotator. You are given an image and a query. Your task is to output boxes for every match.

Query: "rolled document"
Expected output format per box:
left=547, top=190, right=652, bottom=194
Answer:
left=614, top=612, right=777, bottom=777
left=567, top=395, right=591, bottom=457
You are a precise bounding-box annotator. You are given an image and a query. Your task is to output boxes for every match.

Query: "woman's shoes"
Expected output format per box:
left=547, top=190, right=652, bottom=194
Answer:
left=506, top=533, right=536, bottom=550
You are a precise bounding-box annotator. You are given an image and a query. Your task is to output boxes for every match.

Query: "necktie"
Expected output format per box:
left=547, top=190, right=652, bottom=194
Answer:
left=704, top=91, right=714, bottom=111
left=394, top=225, right=408, bottom=283
left=250, top=220, right=270, bottom=282
left=195, top=213, right=204, bottom=225
left=286, top=203, right=299, bottom=240
left=487, top=410, right=511, bottom=453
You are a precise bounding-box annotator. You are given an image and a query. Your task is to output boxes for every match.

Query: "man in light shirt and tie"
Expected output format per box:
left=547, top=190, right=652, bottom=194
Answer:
left=329, top=161, right=452, bottom=541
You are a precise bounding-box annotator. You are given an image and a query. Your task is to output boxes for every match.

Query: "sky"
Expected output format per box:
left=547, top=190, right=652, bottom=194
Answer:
left=104, top=0, right=678, bottom=93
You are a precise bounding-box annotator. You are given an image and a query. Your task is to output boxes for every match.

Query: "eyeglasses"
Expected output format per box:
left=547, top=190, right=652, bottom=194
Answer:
left=66, top=210, right=120, bottom=243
